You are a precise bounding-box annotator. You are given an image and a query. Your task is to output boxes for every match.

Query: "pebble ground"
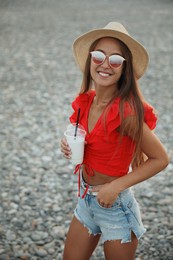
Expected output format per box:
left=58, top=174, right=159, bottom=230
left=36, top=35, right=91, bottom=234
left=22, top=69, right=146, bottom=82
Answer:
left=0, top=0, right=173, bottom=259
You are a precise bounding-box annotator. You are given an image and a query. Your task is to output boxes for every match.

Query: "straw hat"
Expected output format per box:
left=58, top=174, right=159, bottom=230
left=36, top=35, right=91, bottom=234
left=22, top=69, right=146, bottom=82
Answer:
left=73, top=22, right=149, bottom=79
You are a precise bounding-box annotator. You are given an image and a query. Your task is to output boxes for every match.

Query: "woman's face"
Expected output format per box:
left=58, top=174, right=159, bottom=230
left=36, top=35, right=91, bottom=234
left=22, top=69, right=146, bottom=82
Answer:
left=90, top=37, right=124, bottom=89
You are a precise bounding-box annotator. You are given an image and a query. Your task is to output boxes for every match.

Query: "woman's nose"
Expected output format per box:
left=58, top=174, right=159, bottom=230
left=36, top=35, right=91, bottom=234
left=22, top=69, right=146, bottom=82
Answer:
left=101, top=56, right=110, bottom=68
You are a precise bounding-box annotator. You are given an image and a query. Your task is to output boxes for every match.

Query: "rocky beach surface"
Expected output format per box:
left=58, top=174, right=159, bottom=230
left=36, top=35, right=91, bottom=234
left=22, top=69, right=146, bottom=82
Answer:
left=0, top=0, right=173, bottom=259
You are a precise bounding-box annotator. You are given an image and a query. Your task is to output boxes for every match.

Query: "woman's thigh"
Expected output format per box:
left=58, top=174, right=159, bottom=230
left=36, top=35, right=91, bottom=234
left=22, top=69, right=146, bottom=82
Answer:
left=104, top=232, right=138, bottom=260
left=63, top=216, right=101, bottom=260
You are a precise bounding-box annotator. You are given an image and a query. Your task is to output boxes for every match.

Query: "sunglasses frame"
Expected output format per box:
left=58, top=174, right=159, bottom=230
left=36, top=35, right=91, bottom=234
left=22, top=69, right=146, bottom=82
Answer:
left=90, top=51, right=125, bottom=69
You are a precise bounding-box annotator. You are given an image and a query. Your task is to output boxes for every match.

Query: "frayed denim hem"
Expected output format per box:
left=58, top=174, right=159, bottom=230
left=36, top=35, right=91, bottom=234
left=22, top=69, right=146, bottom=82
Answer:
left=74, top=211, right=101, bottom=237
left=102, top=228, right=146, bottom=244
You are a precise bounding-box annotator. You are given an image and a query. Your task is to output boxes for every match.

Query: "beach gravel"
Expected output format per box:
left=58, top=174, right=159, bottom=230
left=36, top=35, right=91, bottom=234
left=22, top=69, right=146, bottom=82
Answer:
left=0, top=0, right=173, bottom=259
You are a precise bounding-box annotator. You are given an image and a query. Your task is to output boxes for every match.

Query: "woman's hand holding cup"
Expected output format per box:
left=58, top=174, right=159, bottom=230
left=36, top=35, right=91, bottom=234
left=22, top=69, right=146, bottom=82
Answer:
left=60, top=137, right=72, bottom=159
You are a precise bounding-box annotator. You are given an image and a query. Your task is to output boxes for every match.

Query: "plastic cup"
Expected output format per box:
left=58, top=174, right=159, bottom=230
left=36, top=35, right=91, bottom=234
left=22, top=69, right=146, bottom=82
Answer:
left=64, top=124, right=86, bottom=165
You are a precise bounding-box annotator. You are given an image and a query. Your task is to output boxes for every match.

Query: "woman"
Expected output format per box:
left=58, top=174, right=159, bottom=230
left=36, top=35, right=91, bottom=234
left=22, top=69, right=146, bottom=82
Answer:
left=60, top=22, right=169, bottom=260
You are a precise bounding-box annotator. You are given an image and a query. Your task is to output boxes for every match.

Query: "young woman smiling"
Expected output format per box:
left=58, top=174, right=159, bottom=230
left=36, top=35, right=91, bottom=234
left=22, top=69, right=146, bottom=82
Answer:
left=60, top=22, right=169, bottom=260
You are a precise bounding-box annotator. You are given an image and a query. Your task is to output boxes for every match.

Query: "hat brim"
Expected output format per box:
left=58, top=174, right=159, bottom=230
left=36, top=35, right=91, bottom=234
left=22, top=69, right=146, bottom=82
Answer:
left=73, top=28, right=149, bottom=79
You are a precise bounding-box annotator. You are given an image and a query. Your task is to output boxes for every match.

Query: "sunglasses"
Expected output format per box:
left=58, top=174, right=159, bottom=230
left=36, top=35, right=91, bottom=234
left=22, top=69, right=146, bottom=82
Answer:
left=90, top=51, right=125, bottom=68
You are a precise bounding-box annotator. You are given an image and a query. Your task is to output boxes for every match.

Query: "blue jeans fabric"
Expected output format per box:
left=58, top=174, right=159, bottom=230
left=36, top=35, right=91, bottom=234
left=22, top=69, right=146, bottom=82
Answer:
left=74, top=182, right=146, bottom=244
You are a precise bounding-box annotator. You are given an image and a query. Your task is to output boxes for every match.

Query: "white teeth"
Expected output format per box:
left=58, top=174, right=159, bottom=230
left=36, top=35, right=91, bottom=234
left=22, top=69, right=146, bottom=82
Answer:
left=99, top=72, right=110, bottom=77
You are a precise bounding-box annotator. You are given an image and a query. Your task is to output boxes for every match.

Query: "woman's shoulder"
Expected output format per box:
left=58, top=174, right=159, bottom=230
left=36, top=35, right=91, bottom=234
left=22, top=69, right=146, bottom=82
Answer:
left=121, top=99, right=158, bottom=130
left=108, top=97, right=158, bottom=132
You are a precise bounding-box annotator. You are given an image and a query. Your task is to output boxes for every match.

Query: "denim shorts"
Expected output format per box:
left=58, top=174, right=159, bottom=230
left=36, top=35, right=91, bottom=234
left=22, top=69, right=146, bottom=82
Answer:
left=74, top=178, right=146, bottom=244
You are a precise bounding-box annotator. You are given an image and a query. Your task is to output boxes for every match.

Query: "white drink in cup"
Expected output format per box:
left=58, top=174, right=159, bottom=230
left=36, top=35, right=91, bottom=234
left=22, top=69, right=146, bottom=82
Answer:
left=64, top=123, right=86, bottom=165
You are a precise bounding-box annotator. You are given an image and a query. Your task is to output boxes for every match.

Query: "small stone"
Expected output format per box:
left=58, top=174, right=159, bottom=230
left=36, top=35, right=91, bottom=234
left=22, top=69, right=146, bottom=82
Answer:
left=34, top=247, right=47, bottom=257
left=44, top=241, right=55, bottom=250
left=31, top=231, right=49, bottom=241
left=0, top=248, right=6, bottom=254
left=6, top=231, right=16, bottom=241
left=51, top=226, right=65, bottom=239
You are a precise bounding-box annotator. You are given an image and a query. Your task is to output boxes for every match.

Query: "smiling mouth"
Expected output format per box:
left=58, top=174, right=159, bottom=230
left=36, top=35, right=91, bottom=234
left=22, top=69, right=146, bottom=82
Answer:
left=98, top=71, right=111, bottom=77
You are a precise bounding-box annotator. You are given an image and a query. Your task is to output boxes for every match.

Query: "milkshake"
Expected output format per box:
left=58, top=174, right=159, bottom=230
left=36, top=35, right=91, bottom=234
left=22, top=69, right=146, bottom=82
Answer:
left=64, top=124, right=86, bottom=165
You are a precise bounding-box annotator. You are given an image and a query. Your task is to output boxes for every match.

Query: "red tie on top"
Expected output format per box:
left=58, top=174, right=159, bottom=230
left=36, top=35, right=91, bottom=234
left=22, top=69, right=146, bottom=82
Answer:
left=74, top=164, right=95, bottom=198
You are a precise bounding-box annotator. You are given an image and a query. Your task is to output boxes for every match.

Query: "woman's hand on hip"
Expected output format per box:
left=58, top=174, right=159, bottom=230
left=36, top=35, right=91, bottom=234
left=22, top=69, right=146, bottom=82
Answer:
left=91, top=182, right=119, bottom=208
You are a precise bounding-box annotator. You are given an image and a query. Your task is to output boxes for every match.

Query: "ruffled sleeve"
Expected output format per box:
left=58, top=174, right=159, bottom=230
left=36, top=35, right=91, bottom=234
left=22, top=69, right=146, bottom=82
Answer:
left=143, top=103, right=158, bottom=130
left=69, top=91, right=95, bottom=123
left=105, top=99, right=157, bottom=133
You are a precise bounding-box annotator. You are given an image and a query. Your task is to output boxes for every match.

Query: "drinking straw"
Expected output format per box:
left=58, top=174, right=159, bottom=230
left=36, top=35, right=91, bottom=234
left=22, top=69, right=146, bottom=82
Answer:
left=74, top=108, right=80, bottom=139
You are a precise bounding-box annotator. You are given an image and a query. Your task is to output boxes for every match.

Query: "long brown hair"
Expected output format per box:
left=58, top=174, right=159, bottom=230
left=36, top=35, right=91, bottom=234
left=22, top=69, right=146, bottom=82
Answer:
left=79, top=37, right=146, bottom=168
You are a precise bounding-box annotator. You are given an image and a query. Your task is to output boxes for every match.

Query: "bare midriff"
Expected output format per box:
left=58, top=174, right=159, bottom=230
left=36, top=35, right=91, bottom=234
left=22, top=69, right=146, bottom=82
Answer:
left=82, top=164, right=120, bottom=186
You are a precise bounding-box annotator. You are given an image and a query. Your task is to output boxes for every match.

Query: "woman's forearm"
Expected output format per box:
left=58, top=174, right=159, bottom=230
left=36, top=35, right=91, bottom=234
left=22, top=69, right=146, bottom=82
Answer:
left=112, top=156, right=169, bottom=193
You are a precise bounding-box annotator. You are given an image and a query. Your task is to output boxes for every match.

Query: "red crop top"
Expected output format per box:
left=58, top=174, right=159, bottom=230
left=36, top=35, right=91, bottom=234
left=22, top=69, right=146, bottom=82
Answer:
left=70, top=90, right=157, bottom=178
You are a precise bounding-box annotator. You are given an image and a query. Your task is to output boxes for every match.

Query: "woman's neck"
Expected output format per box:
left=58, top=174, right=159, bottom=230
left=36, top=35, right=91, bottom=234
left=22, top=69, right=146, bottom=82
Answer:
left=94, top=85, right=118, bottom=106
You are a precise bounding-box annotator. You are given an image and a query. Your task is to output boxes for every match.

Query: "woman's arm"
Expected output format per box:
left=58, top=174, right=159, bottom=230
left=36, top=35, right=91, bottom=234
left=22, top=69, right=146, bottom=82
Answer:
left=112, top=122, right=169, bottom=192
left=93, top=122, right=169, bottom=207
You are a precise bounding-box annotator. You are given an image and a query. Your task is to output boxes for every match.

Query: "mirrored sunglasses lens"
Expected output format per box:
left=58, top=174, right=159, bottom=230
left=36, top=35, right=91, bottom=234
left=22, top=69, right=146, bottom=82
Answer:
left=92, top=57, right=103, bottom=64
left=109, top=56, right=124, bottom=68
left=91, top=52, right=104, bottom=64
